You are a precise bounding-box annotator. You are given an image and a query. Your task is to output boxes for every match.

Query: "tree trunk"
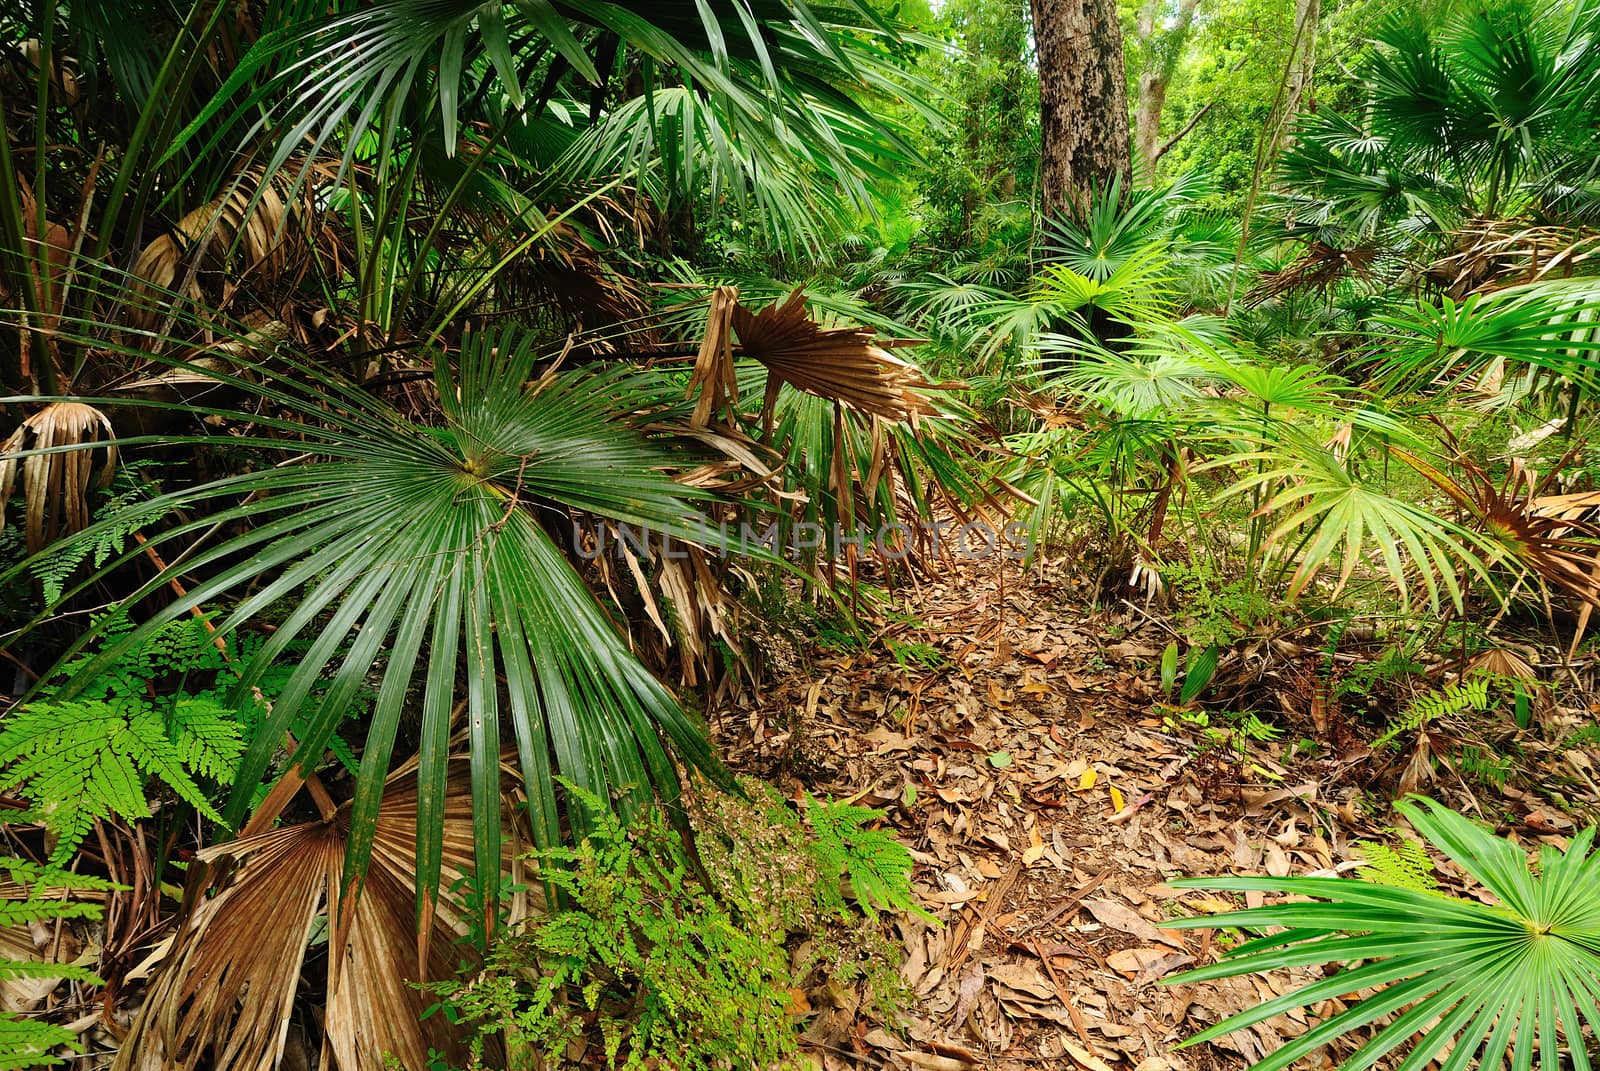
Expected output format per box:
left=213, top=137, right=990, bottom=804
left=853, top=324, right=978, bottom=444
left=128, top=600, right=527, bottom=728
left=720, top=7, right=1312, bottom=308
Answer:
left=1030, top=0, right=1131, bottom=218
left=1132, top=0, right=1200, bottom=183
left=1265, top=0, right=1319, bottom=160
left=1135, top=69, right=1169, bottom=179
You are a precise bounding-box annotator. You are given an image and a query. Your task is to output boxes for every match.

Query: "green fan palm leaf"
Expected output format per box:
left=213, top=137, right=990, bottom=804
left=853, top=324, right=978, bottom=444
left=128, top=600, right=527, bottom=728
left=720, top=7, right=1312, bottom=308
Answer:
left=5, top=325, right=729, bottom=933
left=184, top=0, right=925, bottom=227
left=1164, top=797, right=1600, bottom=1071
left=1202, top=425, right=1499, bottom=609
left=1364, top=278, right=1600, bottom=394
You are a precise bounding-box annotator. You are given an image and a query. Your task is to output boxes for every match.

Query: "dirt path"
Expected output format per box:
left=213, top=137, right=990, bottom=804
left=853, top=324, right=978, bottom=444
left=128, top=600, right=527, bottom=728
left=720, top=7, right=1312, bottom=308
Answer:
left=711, top=556, right=1533, bottom=1071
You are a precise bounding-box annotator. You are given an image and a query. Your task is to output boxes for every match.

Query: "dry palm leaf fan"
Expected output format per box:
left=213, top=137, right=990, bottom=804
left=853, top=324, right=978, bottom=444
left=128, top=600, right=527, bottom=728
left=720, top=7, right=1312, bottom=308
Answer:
left=687, top=286, right=951, bottom=432
left=114, top=757, right=528, bottom=1071
left=126, top=174, right=303, bottom=327
left=0, top=401, right=116, bottom=553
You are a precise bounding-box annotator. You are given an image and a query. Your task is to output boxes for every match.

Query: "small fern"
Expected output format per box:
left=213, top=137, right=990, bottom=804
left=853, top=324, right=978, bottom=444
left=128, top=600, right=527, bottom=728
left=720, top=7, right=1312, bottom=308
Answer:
left=434, top=787, right=802, bottom=1070
left=431, top=784, right=914, bottom=1070
left=0, top=697, right=237, bottom=862
left=0, top=615, right=370, bottom=861
left=802, top=794, right=926, bottom=920
left=0, top=618, right=249, bottom=862
left=1373, top=674, right=1491, bottom=749
left=0, top=859, right=116, bottom=1067
left=1355, top=830, right=1438, bottom=893
left=31, top=471, right=169, bottom=605
left=1453, top=744, right=1514, bottom=790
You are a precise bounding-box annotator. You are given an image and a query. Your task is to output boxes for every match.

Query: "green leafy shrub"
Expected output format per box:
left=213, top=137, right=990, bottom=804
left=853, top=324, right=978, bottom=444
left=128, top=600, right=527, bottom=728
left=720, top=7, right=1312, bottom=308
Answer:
left=0, top=859, right=116, bottom=1067
left=429, top=781, right=916, bottom=1070
left=1163, top=797, right=1600, bottom=1071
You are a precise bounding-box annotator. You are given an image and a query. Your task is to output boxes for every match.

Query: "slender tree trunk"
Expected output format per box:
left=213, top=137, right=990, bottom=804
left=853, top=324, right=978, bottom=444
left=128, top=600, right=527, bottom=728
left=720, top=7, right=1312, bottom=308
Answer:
left=1133, top=0, right=1200, bottom=183
left=1135, top=70, right=1170, bottom=178
left=1030, top=0, right=1131, bottom=218
left=1264, top=0, right=1319, bottom=160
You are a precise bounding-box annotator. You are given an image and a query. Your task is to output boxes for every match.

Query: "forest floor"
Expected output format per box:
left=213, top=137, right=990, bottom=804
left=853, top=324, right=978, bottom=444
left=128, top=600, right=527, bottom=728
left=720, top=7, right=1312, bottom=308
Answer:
left=713, top=554, right=1600, bottom=1071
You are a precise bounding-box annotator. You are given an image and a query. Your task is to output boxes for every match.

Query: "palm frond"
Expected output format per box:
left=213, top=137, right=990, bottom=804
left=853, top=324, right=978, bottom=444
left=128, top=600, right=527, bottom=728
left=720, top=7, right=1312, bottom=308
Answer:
left=1204, top=426, right=1499, bottom=609
left=732, top=288, right=948, bottom=425
left=115, top=758, right=525, bottom=1071
left=1364, top=278, right=1600, bottom=394
left=0, top=401, right=116, bottom=553
left=7, top=321, right=729, bottom=939
left=1165, top=797, right=1600, bottom=1071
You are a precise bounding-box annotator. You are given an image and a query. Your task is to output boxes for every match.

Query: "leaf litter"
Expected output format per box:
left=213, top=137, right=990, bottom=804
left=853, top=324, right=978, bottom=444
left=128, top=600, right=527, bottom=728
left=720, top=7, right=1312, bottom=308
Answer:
left=714, top=553, right=1600, bottom=1071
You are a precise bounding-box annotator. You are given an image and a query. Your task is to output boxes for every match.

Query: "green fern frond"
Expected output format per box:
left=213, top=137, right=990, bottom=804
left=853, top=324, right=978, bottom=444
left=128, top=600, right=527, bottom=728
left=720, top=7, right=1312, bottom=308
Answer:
left=0, top=1016, right=81, bottom=1069
left=801, top=795, right=926, bottom=920
left=1452, top=744, right=1515, bottom=790
left=0, top=858, right=114, bottom=1068
left=1373, top=674, right=1490, bottom=748
left=0, top=901, right=101, bottom=928
left=1355, top=829, right=1438, bottom=893
left=0, top=860, right=117, bottom=893
left=0, top=699, right=235, bottom=862
left=169, top=698, right=249, bottom=782
left=0, top=960, right=101, bottom=983
left=30, top=492, right=170, bottom=606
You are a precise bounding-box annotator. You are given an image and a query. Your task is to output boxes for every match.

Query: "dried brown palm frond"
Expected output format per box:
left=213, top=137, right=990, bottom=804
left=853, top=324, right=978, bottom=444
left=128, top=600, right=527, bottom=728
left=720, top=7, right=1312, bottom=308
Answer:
left=1428, top=217, right=1600, bottom=297
left=1466, top=645, right=1540, bottom=682
left=0, top=401, right=116, bottom=552
left=114, top=758, right=526, bottom=1071
left=686, top=285, right=740, bottom=428
left=729, top=288, right=949, bottom=428
left=12, top=159, right=102, bottom=389
left=637, top=541, right=742, bottom=691
left=1465, top=645, right=1551, bottom=722
left=110, top=318, right=291, bottom=408
left=1531, top=489, right=1600, bottom=655
left=1245, top=241, right=1378, bottom=302
left=640, top=287, right=994, bottom=676
left=127, top=177, right=302, bottom=326
left=1403, top=447, right=1600, bottom=608
left=577, top=514, right=746, bottom=693
left=1530, top=488, right=1600, bottom=522
left=653, top=547, right=743, bottom=689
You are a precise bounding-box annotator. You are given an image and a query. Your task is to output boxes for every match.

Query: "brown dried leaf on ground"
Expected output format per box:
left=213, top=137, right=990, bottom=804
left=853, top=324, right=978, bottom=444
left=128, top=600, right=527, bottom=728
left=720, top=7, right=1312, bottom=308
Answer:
left=722, top=555, right=1407, bottom=1070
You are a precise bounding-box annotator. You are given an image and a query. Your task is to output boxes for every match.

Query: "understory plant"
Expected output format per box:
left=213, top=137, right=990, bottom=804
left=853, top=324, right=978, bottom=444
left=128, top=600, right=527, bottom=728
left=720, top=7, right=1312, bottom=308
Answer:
left=0, top=860, right=116, bottom=1068
left=0, top=616, right=350, bottom=862
left=1164, top=796, right=1600, bottom=1071
left=427, top=781, right=915, bottom=1071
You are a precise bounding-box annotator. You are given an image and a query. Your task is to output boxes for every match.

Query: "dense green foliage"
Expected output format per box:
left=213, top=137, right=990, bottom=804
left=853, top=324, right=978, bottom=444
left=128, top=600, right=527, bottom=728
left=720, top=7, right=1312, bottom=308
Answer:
left=7, top=0, right=1600, bottom=1063
left=426, top=783, right=911, bottom=1070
